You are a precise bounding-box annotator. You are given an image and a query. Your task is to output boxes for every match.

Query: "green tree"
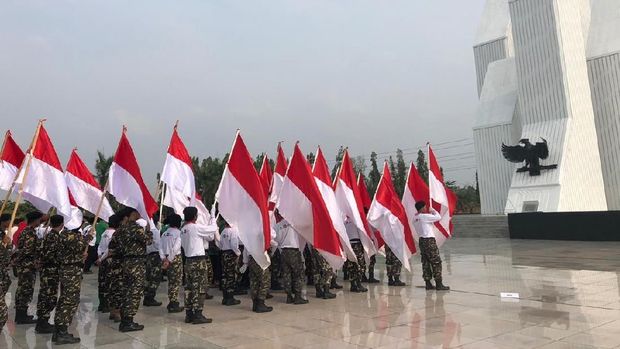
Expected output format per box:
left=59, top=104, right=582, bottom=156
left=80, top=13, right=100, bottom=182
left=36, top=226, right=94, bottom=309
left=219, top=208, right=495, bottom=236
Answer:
left=352, top=155, right=366, bottom=177
left=306, top=152, right=316, bottom=166
left=415, top=150, right=429, bottom=183
left=388, top=156, right=396, bottom=184
left=94, top=150, right=113, bottom=188
left=330, top=146, right=345, bottom=179
left=367, top=152, right=381, bottom=196
left=395, top=149, right=407, bottom=197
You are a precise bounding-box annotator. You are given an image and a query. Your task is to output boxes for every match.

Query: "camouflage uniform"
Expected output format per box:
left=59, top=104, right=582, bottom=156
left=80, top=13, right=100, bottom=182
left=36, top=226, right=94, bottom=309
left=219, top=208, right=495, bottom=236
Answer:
left=205, top=252, right=214, bottom=287
left=167, top=256, right=183, bottom=303
left=0, top=241, right=12, bottom=329
left=220, top=250, right=238, bottom=294
left=367, top=255, right=376, bottom=277
left=54, top=229, right=89, bottom=327
left=419, top=237, right=442, bottom=282
left=105, top=246, right=124, bottom=311
left=184, top=258, right=208, bottom=312
left=36, top=229, right=62, bottom=321
left=270, top=249, right=282, bottom=289
left=303, top=245, right=314, bottom=285
left=281, top=248, right=304, bottom=296
left=114, top=222, right=152, bottom=318
left=144, top=252, right=162, bottom=300
left=385, top=246, right=402, bottom=278
left=15, top=226, right=39, bottom=311
left=345, top=242, right=366, bottom=283
left=248, top=256, right=270, bottom=301
left=311, top=247, right=333, bottom=289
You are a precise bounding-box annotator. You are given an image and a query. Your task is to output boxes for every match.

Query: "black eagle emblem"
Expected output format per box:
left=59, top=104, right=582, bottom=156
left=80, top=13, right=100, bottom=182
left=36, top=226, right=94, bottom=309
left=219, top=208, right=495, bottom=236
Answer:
left=502, top=138, right=557, bottom=176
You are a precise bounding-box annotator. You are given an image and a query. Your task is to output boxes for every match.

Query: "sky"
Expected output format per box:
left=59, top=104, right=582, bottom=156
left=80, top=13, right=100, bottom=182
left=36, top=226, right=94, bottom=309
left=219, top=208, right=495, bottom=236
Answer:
left=0, top=0, right=486, bottom=187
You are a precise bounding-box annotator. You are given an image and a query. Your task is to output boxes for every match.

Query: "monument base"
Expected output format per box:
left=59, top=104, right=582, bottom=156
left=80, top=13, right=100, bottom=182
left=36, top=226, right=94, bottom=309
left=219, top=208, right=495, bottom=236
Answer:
left=508, top=211, right=620, bottom=241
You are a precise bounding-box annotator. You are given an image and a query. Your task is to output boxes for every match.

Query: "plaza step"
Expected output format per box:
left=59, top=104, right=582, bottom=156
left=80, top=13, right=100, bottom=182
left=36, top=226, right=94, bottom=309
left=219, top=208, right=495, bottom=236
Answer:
left=451, top=214, right=508, bottom=238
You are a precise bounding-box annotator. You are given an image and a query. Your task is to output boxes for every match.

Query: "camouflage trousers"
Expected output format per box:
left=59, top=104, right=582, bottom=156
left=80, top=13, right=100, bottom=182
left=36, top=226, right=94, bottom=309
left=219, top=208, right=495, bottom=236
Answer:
left=303, top=245, right=314, bottom=282
left=54, top=265, right=83, bottom=327
left=184, top=257, right=208, bottom=312
left=144, top=252, right=162, bottom=299
left=270, top=249, right=282, bottom=287
left=419, top=237, right=442, bottom=282
left=368, top=255, right=376, bottom=274
left=385, top=246, right=402, bottom=278
left=36, top=266, right=59, bottom=320
left=249, top=256, right=270, bottom=301
left=107, top=259, right=124, bottom=309
left=121, top=258, right=146, bottom=318
left=206, top=254, right=214, bottom=286
left=280, top=248, right=304, bottom=296
left=14, top=265, right=36, bottom=310
left=167, top=255, right=183, bottom=303
left=98, top=260, right=108, bottom=306
left=0, top=273, right=11, bottom=329
left=344, top=242, right=365, bottom=282
left=220, top=250, right=238, bottom=294
left=311, top=248, right=333, bottom=288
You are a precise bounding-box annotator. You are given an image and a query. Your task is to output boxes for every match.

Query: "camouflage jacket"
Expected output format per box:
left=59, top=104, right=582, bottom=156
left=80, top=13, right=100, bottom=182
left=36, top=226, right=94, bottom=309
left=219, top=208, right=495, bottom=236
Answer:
left=113, top=221, right=153, bottom=258
left=58, top=228, right=89, bottom=265
left=16, top=226, right=39, bottom=268
left=40, top=229, right=62, bottom=267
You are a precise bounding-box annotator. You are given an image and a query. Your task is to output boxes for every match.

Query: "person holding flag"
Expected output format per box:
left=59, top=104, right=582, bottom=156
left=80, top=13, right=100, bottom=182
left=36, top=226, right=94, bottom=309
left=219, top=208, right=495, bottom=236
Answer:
left=413, top=201, right=450, bottom=291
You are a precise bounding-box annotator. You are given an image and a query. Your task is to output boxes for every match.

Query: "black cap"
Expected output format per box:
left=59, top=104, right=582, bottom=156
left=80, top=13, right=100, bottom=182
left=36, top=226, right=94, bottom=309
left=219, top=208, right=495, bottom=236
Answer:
left=415, top=201, right=426, bottom=212
left=183, top=207, right=198, bottom=221
left=26, top=211, right=44, bottom=223
left=118, top=207, right=138, bottom=219
left=167, top=213, right=182, bottom=228
left=49, top=215, right=64, bottom=228
left=0, top=214, right=10, bottom=224
left=108, top=214, right=121, bottom=229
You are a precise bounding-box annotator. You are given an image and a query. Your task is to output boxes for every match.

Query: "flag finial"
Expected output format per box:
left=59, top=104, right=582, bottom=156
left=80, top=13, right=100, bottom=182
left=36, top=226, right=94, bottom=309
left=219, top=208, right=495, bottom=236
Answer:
left=122, top=125, right=128, bottom=133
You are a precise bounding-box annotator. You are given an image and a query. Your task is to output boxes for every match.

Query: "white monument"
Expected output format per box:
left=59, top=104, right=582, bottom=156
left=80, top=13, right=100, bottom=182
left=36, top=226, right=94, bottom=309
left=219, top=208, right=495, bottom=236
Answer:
left=474, top=0, right=619, bottom=214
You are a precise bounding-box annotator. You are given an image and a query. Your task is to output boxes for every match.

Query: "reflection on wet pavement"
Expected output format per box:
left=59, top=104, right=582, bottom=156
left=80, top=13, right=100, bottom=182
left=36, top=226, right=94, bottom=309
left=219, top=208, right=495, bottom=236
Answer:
left=2, top=238, right=620, bottom=348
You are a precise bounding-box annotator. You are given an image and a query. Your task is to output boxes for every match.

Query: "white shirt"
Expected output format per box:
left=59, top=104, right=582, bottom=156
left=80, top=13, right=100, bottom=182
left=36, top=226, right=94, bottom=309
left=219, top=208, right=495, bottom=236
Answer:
left=181, top=222, right=217, bottom=257
left=274, top=220, right=301, bottom=249
left=219, top=227, right=241, bottom=255
left=97, top=228, right=115, bottom=261
left=146, top=227, right=161, bottom=254
left=160, top=227, right=182, bottom=260
left=36, top=225, right=51, bottom=240
left=344, top=220, right=360, bottom=241
left=413, top=210, right=442, bottom=238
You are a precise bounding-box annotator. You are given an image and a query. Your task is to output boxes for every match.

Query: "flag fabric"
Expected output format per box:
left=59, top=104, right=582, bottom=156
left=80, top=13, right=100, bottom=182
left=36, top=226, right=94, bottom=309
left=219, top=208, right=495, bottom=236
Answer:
left=313, top=148, right=356, bottom=262
left=402, top=162, right=429, bottom=242
left=65, top=192, right=84, bottom=230
left=108, top=130, right=158, bottom=220
left=277, top=144, right=345, bottom=269
left=428, top=145, right=457, bottom=245
left=367, top=162, right=416, bottom=271
left=65, top=149, right=114, bottom=222
left=14, top=124, right=72, bottom=217
left=358, top=174, right=385, bottom=250
left=215, top=131, right=271, bottom=269
left=333, top=149, right=376, bottom=262
left=0, top=131, right=25, bottom=191
left=259, top=154, right=273, bottom=198
left=160, top=126, right=196, bottom=200
left=269, top=143, right=287, bottom=206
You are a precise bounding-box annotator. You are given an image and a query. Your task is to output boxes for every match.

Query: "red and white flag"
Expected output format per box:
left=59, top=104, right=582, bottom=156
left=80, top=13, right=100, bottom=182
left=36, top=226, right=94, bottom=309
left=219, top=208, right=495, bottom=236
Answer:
left=0, top=131, right=25, bottom=191
left=14, top=124, right=72, bottom=217
left=367, top=162, right=416, bottom=271
left=160, top=125, right=196, bottom=201
left=277, top=144, right=345, bottom=269
left=428, top=145, right=457, bottom=245
left=268, top=143, right=287, bottom=206
left=312, top=148, right=355, bottom=262
left=358, top=174, right=385, bottom=250
left=65, top=192, right=84, bottom=230
left=402, top=162, right=428, bottom=242
left=259, top=154, right=273, bottom=199
left=108, top=129, right=158, bottom=220
left=333, top=149, right=376, bottom=262
left=65, top=149, right=114, bottom=222
left=215, top=131, right=271, bottom=269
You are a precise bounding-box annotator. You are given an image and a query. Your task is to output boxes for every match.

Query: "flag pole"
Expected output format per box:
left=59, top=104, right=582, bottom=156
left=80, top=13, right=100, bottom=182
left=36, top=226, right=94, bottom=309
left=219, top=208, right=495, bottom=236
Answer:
left=427, top=142, right=433, bottom=213
left=8, top=119, right=45, bottom=230
left=88, top=179, right=109, bottom=238
left=158, top=181, right=166, bottom=229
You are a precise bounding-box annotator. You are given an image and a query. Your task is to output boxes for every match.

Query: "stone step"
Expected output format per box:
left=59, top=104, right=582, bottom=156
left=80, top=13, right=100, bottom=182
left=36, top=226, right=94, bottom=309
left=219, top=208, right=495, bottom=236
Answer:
left=451, top=214, right=509, bottom=238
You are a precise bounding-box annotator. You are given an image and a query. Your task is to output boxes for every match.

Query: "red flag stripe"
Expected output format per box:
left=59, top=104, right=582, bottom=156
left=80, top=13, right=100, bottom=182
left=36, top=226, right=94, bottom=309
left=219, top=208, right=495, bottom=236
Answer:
left=66, top=149, right=101, bottom=190
left=167, top=128, right=194, bottom=169
left=1, top=131, right=25, bottom=168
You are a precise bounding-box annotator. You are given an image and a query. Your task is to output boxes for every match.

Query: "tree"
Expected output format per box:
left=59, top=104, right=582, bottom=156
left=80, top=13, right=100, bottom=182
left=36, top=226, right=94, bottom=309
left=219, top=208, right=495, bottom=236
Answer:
left=415, top=150, right=429, bottom=183
left=395, top=149, right=407, bottom=197
left=306, top=152, right=316, bottom=166
left=388, top=156, right=397, bottom=185
left=352, top=156, right=366, bottom=177
left=94, top=150, right=113, bottom=188
left=367, top=152, right=381, bottom=196
left=330, top=146, right=345, bottom=179
left=475, top=171, right=480, bottom=197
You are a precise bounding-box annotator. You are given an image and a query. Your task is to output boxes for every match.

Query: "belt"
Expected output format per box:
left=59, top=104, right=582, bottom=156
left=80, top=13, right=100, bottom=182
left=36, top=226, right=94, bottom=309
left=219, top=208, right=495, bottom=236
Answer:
left=281, top=247, right=298, bottom=251
left=185, top=255, right=207, bottom=261
left=123, top=255, right=146, bottom=259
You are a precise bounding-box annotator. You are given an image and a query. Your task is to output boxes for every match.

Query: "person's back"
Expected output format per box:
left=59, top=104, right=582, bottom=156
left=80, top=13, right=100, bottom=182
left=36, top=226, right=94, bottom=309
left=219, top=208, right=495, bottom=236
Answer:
left=413, top=201, right=449, bottom=291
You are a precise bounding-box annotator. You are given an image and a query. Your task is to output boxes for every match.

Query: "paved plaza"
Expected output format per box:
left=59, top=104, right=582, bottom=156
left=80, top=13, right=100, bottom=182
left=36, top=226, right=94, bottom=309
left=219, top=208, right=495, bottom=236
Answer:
left=1, top=238, right=620, bottom=349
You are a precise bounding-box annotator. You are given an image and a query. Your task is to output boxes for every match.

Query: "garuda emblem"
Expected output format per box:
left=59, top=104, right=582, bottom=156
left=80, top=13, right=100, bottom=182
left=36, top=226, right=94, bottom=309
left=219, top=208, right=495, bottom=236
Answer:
left=501, top=138, right=557, bottom=176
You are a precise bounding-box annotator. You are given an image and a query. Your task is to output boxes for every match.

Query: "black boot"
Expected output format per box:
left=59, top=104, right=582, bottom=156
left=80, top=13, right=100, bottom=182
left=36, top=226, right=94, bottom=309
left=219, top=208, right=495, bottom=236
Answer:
left=185, top=309, right=194, bottom=324
left=357, top=280, right=368, bottom=292
left=119, top=317, right=144, bottom=332
left=361, top=274, right=369, bottom=283
left=266, top=293, right=274, bottom=299
left=143, top=296, right=162, bottom=307
left=393, top=276, right=406, bottom=287
left=330, top=278, right=343, bottom=289
left=315, top=285, right=325, bottom=298
left=293, top=294, right=309, bottom=305
left=435, top=279, right=450, bottom=291
left=253, top=299, right=273, bottom=313
left=191, top=311, right=213, bottom=324
left=35, top=318, right=54, bottom=334
left=53, top=325, right=80, bottom=345
left=222, top=291, right=241, bottom=306
left=367, top=270, right=380, bottom=283
left=388, top=276, right=395, bottom=286
left=167, top=301, right=184, bottom=313
left=350, top=280, right=362, bottom=293
left=322, top=286, right=336, bottom=299
left=286, top=293, right=295, bottom=304
left=15, top=308, right=37, bottom=324
left=425, top=280, right=436, bottom=290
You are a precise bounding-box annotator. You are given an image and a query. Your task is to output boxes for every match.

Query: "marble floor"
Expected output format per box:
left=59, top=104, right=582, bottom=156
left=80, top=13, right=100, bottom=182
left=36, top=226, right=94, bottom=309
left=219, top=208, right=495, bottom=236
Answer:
left=2, top=238, right=620, bottom=349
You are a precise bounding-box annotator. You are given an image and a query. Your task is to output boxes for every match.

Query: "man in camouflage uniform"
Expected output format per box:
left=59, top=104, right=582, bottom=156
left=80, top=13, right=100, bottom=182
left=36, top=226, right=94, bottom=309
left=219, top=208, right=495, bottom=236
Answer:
left=14, top=210, right=46, bottom=324
left=96, top=214, right=121, bottom=315
left=385, top=246, right=405, bottom=286
left=344, top=218, right=368, bottom=293
left=412, top=201, right=449, bottom=291
left=35, top=215, right=64, bottom=334
left=52, top=222, right=91, bottom=344
left=0, top=214, right=13, bottom=330
left=106, top=213, right=128, bottom=323
left=218, top=220, right=241, bottom=306
left=143, top=219, right=162, bottom=307
left=274, top=211, right=308, bottom=305
left=159, top=214, right=184, bottom=313
left=113, top=207, right=153, bottom=332
left=310, top=246, right=336, bottom=299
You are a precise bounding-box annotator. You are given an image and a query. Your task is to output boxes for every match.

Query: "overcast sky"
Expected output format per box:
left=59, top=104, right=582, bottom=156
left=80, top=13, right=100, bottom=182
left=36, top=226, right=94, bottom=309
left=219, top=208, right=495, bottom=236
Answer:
left=0, top=0, right=485, bottom=186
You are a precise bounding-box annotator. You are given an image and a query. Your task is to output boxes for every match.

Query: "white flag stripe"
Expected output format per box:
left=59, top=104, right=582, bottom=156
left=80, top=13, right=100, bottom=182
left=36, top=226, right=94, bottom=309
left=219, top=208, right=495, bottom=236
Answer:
left=367, top=201, right=411, bottom=272
left=65, top=172, right=114, bottom=221
left=334, top=179, right=376, bottom=263
left=161, top=153, right=195, bottom=198
left=15, top=155, right=71, bottom=217
left=402, top=185, right=421, bottom=245
left=109, top=162, right=150, bottom=219
left=269, top=173, right=285, bottom=204
left=0, top=161, right=18, bottom=192
left=315, top=178, right=356, bottom=262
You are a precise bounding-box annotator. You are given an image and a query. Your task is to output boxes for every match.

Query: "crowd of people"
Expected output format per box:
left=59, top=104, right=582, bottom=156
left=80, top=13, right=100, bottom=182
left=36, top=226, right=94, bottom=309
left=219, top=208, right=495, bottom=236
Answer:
left=0, top=200, right=448, bottom=346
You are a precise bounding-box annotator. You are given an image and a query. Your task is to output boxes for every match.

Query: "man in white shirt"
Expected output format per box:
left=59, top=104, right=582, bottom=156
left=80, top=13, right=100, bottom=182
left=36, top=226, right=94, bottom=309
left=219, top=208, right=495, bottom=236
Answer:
left=274, top=210, right=308, bottom=305
left=143, top=216, right=162, bottom=307
left=218, top=220, right=241, bottom=306
left=344, top=218, right=368, bottom=293
left=96, top=214, right=120, bottom=314
left=181, top=206, right=217, bottom=324
left=413, top=201, right=449, bottom=291
left=160, top=214, right=184, bottom=313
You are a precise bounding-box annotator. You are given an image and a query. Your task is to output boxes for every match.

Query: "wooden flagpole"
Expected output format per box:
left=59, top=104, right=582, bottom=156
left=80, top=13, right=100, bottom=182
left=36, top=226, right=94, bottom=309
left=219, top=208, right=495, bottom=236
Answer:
left=8, top=119, right=45, bottom=229
left=427, top=142, right=433, bottom=213
left=88, top=179, right=109, bottom=238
